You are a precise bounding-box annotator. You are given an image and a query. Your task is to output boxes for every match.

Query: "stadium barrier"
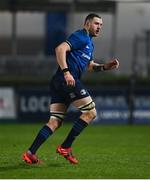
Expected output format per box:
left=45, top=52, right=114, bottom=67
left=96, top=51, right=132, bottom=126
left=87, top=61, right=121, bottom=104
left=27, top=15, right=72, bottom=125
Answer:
left=1, top=86, right=150, bottom=124
left=15, top=86, right=150, bottom=124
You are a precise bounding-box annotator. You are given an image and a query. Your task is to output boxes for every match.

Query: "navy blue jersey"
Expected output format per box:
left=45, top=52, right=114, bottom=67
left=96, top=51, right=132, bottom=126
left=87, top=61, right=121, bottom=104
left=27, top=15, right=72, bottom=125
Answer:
left=55, top=29, right=94, bottom=79
left=50, top=29, right=93, bottom=105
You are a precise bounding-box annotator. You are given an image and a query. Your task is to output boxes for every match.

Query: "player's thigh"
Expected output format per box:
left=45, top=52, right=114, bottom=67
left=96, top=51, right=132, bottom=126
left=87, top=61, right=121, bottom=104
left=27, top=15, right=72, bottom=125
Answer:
left=72, top=96, right=97, bottom=122
left=72, top=96, right=93, bottom=107
left=49, top=103, right=68, bottom=121
left=49, top=103, right=67, bottom=112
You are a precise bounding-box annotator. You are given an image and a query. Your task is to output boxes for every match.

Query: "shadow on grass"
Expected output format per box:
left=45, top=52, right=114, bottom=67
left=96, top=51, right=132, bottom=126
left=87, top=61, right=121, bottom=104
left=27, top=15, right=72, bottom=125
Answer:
left=0, top=162, right=63, bottom=173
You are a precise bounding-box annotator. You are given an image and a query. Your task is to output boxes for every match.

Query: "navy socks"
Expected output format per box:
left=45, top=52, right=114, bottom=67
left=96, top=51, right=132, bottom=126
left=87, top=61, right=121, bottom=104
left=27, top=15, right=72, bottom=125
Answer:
left=29, top=125, right=53, bottom=154
left=28, top=119, right=88, bottom=154
left=61, top=118, right=88, bottom=148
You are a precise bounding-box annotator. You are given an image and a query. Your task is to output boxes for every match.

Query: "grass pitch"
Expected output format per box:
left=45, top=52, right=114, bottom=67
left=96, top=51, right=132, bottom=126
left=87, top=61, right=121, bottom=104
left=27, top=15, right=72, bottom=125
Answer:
left=0, top=123, right=150, bottom=179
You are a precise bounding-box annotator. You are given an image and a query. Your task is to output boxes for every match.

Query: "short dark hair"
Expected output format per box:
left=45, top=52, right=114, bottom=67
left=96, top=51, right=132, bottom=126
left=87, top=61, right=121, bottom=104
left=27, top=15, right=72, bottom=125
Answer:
left=84, top=13, right=101, bottom=24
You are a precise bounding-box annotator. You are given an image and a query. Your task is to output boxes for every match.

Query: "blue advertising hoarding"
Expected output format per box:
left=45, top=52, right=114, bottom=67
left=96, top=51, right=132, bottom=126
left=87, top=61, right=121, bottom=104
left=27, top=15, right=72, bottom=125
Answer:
left=17, top=88, right=50, bottom=122
left=17, top=87, right=150, bottom=124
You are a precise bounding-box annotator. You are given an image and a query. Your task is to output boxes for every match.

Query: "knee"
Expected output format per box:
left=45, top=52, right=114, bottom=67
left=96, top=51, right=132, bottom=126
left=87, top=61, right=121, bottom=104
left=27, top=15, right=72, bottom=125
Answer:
left=80, top=108, right=97, bottom=123
left=47, top=111, right=65, bottom=131
left=47, top=118, right=63, bottom=132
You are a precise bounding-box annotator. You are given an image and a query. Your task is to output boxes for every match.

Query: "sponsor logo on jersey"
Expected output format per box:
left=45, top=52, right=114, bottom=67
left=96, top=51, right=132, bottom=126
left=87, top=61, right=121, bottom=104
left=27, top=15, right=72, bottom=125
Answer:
left=82, top=53, right=91, bottom=60
left=80, top=89, right=87, bottom=95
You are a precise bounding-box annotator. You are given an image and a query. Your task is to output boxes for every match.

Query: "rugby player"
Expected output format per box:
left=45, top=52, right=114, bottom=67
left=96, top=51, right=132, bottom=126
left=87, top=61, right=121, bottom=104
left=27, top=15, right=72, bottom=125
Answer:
left=22, top=13, right=119, bottom=165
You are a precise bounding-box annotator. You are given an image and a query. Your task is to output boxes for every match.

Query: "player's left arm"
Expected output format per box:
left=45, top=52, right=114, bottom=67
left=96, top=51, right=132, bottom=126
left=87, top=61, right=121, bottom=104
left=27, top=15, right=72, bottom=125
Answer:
left=87, top=59, right=119, bottom=72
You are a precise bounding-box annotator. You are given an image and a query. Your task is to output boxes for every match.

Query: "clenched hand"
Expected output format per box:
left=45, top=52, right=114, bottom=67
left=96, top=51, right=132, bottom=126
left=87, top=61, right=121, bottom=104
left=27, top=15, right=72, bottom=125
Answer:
left=104, top=59, right=119, bottom=70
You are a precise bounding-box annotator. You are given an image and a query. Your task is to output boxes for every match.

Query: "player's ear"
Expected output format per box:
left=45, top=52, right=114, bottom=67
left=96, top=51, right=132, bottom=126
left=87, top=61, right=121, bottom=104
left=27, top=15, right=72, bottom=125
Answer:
left=85, top=20, right=90, bottom=28
left=88, top=20, right=91, bottom=26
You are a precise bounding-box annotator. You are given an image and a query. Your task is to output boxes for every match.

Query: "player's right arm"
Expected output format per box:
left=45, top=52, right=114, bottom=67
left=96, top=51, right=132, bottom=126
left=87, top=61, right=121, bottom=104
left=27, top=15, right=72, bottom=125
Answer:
left=55, top=42, right=75, bottom=86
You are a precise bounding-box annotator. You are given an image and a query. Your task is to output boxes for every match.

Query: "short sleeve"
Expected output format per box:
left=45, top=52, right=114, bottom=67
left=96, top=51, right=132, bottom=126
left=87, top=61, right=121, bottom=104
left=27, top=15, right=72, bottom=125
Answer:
left=66, top=33, right=87, bottom=50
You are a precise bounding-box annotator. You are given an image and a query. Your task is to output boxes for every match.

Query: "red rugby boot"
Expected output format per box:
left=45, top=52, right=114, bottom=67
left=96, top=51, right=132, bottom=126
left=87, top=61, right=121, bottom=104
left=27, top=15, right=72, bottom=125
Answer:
left=22, top=152, right=43, bottom=165
left=56, top=145, right=78, bottom=165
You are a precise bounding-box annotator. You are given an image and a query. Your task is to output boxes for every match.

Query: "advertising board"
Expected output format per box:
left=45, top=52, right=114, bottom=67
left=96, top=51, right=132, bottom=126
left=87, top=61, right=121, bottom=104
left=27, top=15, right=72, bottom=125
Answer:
left=0, top=88, right=16, bottom=120
left=17, top=88, right=50, bottom=122
left=17, top=87, right=150, bottom=124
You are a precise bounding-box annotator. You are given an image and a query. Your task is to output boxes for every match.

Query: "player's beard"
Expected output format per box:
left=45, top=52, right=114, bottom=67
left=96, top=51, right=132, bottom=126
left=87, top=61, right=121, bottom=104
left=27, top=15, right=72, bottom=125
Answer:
left=89, top=29, right=100, bottom=37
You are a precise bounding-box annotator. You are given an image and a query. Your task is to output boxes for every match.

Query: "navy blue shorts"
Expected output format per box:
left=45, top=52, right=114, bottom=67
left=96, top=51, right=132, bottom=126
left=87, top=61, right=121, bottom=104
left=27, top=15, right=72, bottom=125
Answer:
left=50, top=76, right=90, bottom=107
